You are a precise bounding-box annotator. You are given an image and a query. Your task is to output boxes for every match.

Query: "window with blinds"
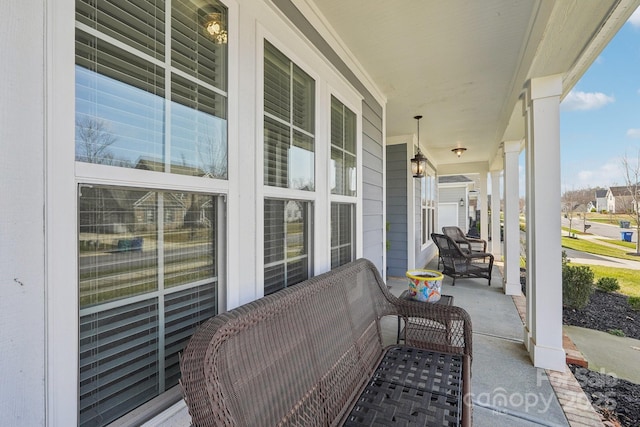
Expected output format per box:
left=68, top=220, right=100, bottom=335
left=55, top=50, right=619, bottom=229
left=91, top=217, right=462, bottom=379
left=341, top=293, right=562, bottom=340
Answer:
left=75, top=2, right=227, bottom=422
left=78, top=186, right=219, bottom=426
left=264, top=42, right=315, bottom=191
left=264, top=199, right=311, bottom=295
left=75, top=0, right=228, bottom=178
left=330, top=96, right=356, bottom=196
left=331, top=203, right=355, bottom=268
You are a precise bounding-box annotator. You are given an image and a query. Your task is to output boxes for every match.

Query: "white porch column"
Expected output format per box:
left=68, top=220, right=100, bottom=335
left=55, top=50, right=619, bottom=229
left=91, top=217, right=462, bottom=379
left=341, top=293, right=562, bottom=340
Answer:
left=490, top=169, right=502, bottom=258
left=502, top=142, right=521, bottom=296
left=523, top=75, right=565, bottom=371
left=479, top=172, right=489, bottom=243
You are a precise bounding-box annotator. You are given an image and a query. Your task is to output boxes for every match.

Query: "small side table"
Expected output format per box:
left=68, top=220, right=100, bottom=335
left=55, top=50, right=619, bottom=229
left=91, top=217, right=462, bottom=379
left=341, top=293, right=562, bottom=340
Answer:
left=396, top=291, right=454, bottom=344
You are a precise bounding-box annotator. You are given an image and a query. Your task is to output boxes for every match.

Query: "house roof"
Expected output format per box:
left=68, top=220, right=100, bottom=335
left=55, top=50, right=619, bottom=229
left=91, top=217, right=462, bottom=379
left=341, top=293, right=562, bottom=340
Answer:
left=595, top=189, right=608, bottom=198
left=609, top=186, right=635, bottom=197
left=438, top=175, right=473, bottom=184
left=311, top=0, right=639, bottom=173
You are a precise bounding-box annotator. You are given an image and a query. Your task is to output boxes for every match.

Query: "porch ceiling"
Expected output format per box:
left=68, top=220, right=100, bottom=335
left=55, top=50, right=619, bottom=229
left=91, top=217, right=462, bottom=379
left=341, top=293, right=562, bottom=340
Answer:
left=311, top=0, right=639, bottom=171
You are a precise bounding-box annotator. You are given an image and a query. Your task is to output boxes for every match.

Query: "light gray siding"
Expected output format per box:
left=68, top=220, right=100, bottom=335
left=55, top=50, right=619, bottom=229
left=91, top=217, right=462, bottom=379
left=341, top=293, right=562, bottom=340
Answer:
left=273, top=0, right=385, bottom=273
left=386, top=145, right=407, bottom=277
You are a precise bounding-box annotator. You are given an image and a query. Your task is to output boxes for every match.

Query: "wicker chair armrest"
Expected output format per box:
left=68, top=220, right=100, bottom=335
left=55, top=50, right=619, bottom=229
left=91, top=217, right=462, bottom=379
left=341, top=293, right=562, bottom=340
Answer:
left=466, top=251, right=494, bottom=261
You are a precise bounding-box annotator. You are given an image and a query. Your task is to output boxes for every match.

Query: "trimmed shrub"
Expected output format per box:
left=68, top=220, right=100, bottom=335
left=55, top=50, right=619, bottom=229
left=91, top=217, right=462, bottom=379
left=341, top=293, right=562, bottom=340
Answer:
left=629, top=296, right=640, bottom=311
left=562, top=264, right=594, bottom=309
left=596, top=277, right=620, bottom=293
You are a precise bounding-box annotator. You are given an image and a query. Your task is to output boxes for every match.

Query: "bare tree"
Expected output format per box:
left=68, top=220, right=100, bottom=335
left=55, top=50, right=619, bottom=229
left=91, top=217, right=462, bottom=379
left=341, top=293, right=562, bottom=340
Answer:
left=76, top=117, right=118, bottom=164
left=621, top=150, right=640, bottom=255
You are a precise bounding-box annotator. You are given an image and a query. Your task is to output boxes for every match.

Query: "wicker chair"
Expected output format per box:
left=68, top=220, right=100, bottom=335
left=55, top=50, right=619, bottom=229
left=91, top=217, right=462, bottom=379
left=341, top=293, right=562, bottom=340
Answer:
left=442, top=225, right=487, bottom=253
left=432, top=233, right=494, bottom=286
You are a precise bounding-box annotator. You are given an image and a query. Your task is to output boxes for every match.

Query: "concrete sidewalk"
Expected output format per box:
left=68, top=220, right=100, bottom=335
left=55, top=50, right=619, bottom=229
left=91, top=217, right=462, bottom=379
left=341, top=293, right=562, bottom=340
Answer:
left=563, top=325, right=640, bottom=384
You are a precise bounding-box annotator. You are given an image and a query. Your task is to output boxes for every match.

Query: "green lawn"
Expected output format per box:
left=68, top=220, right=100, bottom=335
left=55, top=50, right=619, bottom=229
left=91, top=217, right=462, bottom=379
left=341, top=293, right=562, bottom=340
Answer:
left=598, top=238, right=638, bottom=250
left=561, top=234, right=640, bottom=298
left=561, top=236, right=640, bottom=261
left=571, top=263, right=640, bottom=298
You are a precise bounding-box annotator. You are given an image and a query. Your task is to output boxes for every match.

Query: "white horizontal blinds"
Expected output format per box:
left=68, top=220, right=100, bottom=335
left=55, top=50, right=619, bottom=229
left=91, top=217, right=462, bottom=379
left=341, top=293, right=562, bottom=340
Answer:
left=164, top=283, right=217, bottom=387
left=76, top=0, right=228, bottom=177
left=79, top=187, right=159, bottom=308
left=170, top=0, right=228, bottom=178
left=75, top=32, right=165, bottom=167
left=264, top=199, right=310, bottom=295
left=331, top=203, right=354, bottom=268
left=79, top=299, right=160, bottom=427
left=330, top=96, right=356, bottom=196
left=78, top=186, right=220, bottom=426
left=76, top=0, right=165, bottom=61
left=264, top=199, right=286, bottom=295
left=163, top=193, right=216, bottom=288
left=171, top=0, right=227, bottom=90
left=264, top=42, right=290, bottom=121
left=264, top=42, right=315, bottom=190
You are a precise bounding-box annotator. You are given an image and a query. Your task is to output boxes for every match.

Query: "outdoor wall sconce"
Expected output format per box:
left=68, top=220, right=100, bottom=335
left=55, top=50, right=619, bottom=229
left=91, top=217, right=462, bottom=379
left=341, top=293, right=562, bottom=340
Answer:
left=459, top=198, right=465, bottom=207
left=451, top=147, right=467, bottom=157
left=204, top=12, right=228, bottom=44
left=410, top=115, right=427, bottom=178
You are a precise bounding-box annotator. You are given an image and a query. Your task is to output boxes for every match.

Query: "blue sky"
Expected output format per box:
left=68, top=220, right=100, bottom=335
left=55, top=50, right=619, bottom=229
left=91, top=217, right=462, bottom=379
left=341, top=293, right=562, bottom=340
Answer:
left=559, top=6, right=640, bottom=191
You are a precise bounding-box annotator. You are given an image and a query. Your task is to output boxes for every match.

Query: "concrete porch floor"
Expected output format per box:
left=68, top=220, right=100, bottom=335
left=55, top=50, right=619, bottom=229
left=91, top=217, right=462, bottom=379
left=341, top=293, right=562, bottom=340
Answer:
left=381, top=260, right=605, bottom=427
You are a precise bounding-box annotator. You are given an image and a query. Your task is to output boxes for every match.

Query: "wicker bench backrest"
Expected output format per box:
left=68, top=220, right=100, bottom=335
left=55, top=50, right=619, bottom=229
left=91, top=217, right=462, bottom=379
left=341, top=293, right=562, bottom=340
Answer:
left=180, top=259, right=395, bottom=427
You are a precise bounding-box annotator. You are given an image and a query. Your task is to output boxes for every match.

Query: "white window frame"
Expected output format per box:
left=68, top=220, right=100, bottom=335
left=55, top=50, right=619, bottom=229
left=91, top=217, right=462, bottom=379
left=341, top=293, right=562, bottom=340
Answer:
left=256, top=25, right=363, bottom=296
left=46, top=0, right=239, bottom=424
left=421, top=171, right=436, bottom=250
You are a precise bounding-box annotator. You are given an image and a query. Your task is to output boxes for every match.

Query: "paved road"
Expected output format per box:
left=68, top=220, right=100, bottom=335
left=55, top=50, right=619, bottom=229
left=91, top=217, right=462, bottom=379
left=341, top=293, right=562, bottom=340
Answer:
left=561, top=215, right=637, bottom=242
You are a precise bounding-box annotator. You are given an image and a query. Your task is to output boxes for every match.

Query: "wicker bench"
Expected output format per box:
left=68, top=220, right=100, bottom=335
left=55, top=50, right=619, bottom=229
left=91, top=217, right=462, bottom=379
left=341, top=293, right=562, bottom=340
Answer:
left=180, top=259, right=472, bottom=426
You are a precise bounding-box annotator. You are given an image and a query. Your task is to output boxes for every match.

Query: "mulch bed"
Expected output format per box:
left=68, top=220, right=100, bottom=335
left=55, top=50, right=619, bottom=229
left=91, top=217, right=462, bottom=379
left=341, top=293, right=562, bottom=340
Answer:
left=563, top=291, right=640, bottom=427
left=563, top=290, right=640, bottom=340
left=568, top=364, right=640, bottom=427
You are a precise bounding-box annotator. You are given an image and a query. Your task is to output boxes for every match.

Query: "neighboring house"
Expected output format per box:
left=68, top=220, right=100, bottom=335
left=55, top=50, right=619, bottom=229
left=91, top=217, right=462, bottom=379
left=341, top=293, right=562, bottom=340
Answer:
left=607, top=186, right=639, bottom=213
left=586, top=200, right=596, bottom=212
left=595, top=188, right=608, bottom=212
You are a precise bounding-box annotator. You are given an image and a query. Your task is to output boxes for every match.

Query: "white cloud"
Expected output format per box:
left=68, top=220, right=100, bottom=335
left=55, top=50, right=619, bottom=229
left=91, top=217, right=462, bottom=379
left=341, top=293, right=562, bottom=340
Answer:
left=627, top=129, right=640, bottom=138
left=629, top=7, right=640, bottom=27
left=561, top=91, right=615, bottom=111
left=571, top=160, right=624, bottom=188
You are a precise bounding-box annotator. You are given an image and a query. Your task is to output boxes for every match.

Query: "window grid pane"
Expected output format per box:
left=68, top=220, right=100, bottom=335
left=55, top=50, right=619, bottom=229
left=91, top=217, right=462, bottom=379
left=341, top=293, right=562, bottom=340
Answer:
left=331, top=203, right=354, bottom=269
left=330, top=96, right=356, bottom=196
left=264, top=42, right=315, bottom=190
left=78, top=186, right=219, bottom=426
left=264, top=199, right=310, bottom=295
left=76, top=1, right=228, bottom=177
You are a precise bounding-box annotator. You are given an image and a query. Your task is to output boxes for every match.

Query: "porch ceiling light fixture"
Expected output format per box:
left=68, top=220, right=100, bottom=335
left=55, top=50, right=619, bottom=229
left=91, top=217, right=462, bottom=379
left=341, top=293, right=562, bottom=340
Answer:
left=452, top=147, right=467, bottom=157
left=204, top=12, right=228, bottom=44
left=410, top=115, right=427, bottom=178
